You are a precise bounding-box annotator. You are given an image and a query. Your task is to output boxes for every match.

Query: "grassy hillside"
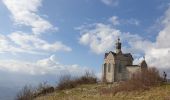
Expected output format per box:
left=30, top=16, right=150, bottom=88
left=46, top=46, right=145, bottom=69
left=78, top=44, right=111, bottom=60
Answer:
left=34, top=84, right=170, bottom=100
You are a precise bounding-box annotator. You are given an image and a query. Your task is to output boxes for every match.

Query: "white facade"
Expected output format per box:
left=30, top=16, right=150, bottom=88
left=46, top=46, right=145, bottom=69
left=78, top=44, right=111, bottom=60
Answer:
left=102, top=38, right=147, bottom=83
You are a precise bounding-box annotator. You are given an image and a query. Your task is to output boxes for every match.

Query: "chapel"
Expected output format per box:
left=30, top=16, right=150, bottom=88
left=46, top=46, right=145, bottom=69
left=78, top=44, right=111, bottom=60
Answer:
left=102, top=38, right=147, bottom=83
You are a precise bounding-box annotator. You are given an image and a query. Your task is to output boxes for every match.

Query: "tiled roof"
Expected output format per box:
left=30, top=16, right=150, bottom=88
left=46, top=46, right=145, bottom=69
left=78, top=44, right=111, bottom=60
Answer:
left=104, top=51, right=133, bottom=60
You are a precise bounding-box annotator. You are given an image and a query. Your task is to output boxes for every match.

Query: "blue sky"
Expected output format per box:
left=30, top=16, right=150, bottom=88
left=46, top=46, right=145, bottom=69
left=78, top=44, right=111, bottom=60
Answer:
left=0, top=0, right=170, bottom=99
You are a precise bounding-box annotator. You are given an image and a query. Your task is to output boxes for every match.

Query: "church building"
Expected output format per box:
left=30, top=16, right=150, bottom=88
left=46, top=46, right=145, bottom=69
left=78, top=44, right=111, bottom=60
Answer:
left=102, top=38, right=147, bottom=83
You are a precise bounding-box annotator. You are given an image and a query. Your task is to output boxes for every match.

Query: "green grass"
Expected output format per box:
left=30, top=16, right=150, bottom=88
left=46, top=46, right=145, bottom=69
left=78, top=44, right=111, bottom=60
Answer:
left=34, top=84, right=170, bottom=100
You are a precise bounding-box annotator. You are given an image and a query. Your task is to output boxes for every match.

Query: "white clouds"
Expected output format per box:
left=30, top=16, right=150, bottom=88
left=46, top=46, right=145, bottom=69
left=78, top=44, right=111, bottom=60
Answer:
left=1, top=0, right=71, bottom=55
left=109, top=16, right=140, bottom=26
left=78, top=5, right=170, bottom=73
left=8, top=32, right=72, bottom=52
left=156, top=7, right=170, bottom=48
left=76, top=16, right=141, bottom=54
left=109, top=16, right=120, bottom=25
left=145, top=5, right=170, bottom=70
left=0, top=0, right=73, bottom=84
left=108, top=16, right=140, bottom=26
left=125, top=19, right=140, bottom=26
left=0, top=35, right=10, bottom=53
left=3, top=0, right=57, bottom=34
left=0, top=32, right=71, bottom=54
left=119, top=5, right=170, bottom=72
left=78, top=16, right=147, bottom=55
left=78, top=16, right=141, bottom=54
left=0, top=34, right=29, bottom=54
left=101, top=0, right=119, bottom=6
left=79, top=23, right=121, bottom=54
left=0, top=55, right=89, bottom=75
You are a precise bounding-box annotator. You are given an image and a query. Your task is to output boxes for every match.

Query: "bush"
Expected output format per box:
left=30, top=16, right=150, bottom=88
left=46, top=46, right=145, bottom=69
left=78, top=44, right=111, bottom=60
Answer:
left=16, top=71, right=97, bottom=99
left=56, top=71, right=97, bottom=90
left=100, top=67, right=163, bottom=95
left=16, top=82, right=55, bottom=100
left=15, top=85, right=34, bottom=100
left=35, top=87, right=54, bottom=97
left=35, top=82, right=54, bottom=97
left=56, top=74, right=77, bottom=90
left=75, top=71, right=97, bottom=84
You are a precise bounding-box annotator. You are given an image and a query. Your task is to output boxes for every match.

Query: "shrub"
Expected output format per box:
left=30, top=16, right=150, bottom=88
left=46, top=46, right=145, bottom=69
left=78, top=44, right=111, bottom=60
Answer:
left=35, top=87, right=54, bottom=97
left=15, top=85, right=34, bottom=100
left=128, top=67, right=163, bottom=89
left=16, top=82, right=55, bottom=100
left=56, top=74, right=77, bottom=90
left=35, top=82, right=54, bottom=97
left=16, top=71, right=97, bottom=99
left=75, top=71, right=97, bottom=84
left=100, top=67, right=163, bottom=95
left=56, top=71, right=97, bottom=90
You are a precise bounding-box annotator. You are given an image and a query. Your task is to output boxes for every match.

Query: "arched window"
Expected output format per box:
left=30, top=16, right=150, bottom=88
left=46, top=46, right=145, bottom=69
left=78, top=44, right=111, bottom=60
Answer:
left=108, top=63, right=111, bottom=73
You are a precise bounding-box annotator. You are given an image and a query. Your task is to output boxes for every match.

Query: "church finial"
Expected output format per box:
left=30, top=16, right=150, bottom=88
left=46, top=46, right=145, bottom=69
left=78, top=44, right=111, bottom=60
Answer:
left=118, top=37, right=120, bottom=43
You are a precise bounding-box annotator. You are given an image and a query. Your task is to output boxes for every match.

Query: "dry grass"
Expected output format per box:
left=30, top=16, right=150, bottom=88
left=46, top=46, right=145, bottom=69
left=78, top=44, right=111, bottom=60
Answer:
left=34, top=67, right=170, bottom=100
left=34, top=83, right=170, bottom=100
left=56, top=71, right=97, bottom=90
left=19, top=68, right=167, bottom=100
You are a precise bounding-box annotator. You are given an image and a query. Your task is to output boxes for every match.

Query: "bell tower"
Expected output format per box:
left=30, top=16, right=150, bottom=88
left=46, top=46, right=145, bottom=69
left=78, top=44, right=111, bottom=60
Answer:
left=115, top=37, right=122, bottom=54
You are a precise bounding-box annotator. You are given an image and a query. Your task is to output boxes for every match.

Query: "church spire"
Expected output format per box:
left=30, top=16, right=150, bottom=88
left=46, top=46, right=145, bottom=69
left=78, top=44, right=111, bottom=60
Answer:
left=115, top=37, right=122, bottom=54
left=143, top=55, right=145, bottom=60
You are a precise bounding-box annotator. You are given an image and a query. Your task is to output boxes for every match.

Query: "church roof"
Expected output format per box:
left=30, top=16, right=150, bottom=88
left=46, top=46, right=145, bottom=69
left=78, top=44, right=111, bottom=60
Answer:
left=104, top=51, right=133, bottom=60
left=104, top=53, right=108, bottom=59
left=104, top=51, right=116, bottom=59
left=123, top=53, right=133, bottom=60
left=139, top=60, right=147, bottom=68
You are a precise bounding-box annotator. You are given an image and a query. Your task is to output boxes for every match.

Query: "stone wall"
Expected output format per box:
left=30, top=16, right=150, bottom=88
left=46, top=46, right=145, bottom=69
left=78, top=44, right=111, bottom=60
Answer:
left=101, top=39, right=147, bottom=83
left=102, top=52, right=134, bottom=83
left=127, top=66, right=141, bottom=79
left=102, top=53, right=114, bottom=82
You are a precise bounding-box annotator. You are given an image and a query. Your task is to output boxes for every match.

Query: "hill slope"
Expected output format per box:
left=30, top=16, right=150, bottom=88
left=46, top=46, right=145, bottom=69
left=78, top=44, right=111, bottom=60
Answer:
left=35, top=84, right=170, bottom=100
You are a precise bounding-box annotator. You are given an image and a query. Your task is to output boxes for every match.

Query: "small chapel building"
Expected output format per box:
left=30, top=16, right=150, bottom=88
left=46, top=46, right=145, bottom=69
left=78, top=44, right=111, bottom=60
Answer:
left=102, top=38, right=147, bottom=83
